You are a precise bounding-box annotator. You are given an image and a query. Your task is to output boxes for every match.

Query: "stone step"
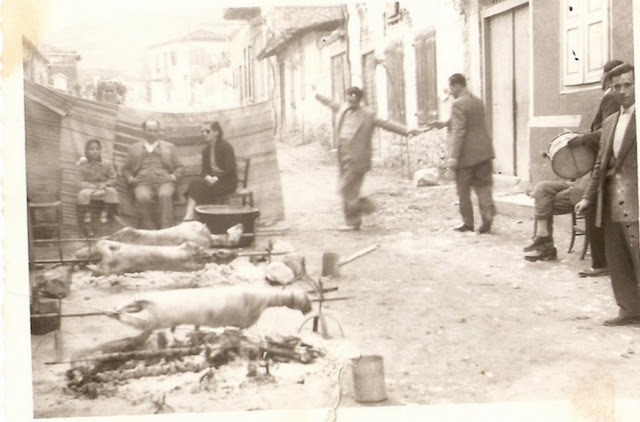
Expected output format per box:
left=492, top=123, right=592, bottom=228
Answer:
left=495, top=193, right=534, bottom=220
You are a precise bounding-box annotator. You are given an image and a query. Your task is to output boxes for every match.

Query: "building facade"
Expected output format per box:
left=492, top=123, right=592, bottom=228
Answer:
left=146, top=30, right=232, bottom=109
left=22, top=36, right=49, bottom=85
left=43, top=48, right=82, bottom=95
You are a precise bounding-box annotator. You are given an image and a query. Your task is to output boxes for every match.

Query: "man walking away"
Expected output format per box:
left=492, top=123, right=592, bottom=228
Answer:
left=432, top=74, right=496, bottom=234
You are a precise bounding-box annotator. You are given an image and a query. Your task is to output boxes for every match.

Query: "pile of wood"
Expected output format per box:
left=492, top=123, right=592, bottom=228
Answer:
left=65, top=327, right=324, bottom=398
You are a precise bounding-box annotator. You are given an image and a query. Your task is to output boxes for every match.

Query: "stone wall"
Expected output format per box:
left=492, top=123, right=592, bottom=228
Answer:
left=376, top=128, right=448, bottom=177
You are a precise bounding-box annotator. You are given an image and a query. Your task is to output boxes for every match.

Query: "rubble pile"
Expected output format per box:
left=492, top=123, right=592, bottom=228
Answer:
left=66, top=327, right=325, bottom=398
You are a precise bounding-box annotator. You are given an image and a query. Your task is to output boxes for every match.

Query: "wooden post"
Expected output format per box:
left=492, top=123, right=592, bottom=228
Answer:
left=54, top=299, right=64, bottom=362
left=321, top=252, right=340, bottom=277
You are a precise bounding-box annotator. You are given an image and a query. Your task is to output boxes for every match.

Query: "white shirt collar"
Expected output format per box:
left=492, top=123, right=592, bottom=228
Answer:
left=620, top=104, right=635, bottom=115
left=144, top=141, right=159, bottom=152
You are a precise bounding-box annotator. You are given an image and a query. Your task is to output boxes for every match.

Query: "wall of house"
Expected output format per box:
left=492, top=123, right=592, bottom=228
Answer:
left=340, top=0, right=473, bottom=173
left=529, top=0, right=634, bottom=183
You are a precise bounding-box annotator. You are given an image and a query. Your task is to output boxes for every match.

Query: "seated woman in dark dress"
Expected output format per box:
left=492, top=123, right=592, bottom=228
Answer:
left=183, top=121, right=238, bottom=221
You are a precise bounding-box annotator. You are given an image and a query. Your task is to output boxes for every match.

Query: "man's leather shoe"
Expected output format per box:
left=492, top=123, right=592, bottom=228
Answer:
left=454, top=224, right=474, bottom=232
left=603, top=315, right=640, bottom=326
left=357, top=197, right=376, bottom=216
left=523, top=236, right=553, bottom=252
left=578, top=267, right=609, bottom=278
left=524, top=245, right=557, bottom=262
left=478, top=221, right=492, bottom=234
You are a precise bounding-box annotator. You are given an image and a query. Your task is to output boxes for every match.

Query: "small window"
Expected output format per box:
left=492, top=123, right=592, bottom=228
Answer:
left=562, top=0, right=609, bottom=86
left=171, top=51, right=177, bottom=66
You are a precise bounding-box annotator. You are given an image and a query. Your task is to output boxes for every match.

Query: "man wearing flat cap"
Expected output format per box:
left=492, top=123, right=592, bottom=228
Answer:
left=575, top=63, right=640, bottom=326
left=315, top=86, right=420, bottom=231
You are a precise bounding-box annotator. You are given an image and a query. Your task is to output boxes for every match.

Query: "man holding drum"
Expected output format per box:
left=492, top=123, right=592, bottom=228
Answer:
left=575, top=63, right=640, bottom=327
left=524, top=60, right=623, bottom=267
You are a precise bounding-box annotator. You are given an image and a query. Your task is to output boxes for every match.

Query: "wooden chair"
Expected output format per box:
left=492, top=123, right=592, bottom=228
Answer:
left=532, top=210, right=588, bottom=260
left=568, top=210, right=589, bottom=260
left=27, top=167, right=64, bottom=261
left=222, top=156, right=254, bottom=207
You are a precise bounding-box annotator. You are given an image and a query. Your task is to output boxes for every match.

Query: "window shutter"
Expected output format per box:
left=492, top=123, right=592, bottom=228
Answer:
left=584, top=0, right=607, bottom=83
left=385, top=43, right=406, bottom=124
left=362, top=51, right=377, bottom=111
left=415, top=31, right=438, bottom=125
left=563, top=0, right=583, bottom=86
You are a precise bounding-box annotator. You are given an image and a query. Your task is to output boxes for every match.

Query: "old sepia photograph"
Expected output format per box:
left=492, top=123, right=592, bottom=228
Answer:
left=4, top=0, right=640, bottom=420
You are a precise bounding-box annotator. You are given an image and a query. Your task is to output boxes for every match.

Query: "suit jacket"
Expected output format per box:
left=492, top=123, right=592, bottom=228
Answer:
left=121, top=140, right=184, bottom=184
left=201, top=139, right=237, bottom=192
left=583, top=110, right=638, bottom=226
left=590, top=90, right=619, bottom=132
left=448, top=90, right=494, bottom=168
left=580, top=90, right=621, bottom=151
left=316, top=93, right=411, bottom=173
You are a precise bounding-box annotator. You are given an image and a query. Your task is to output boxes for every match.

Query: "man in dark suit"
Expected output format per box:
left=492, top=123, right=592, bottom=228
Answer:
left=121, top=119, right=184, bottom=230
left=443, top=73, right=496, bottom=234
left=316, top=86, right=419, bottom=231
left=575, top=63, right=640, bottom=326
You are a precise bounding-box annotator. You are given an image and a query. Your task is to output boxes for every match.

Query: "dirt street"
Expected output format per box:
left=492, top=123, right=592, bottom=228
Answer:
left=30, top=140, right=640, bottom=417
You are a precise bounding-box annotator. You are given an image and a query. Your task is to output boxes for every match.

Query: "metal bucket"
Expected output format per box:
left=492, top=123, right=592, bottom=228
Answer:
left=31, top=297, right=61, bottom=335
left=351, top=355, right=387, bottom=403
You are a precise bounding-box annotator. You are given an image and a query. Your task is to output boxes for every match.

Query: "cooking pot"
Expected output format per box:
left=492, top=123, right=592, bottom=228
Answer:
left=195, top=205, right=260, bottom=248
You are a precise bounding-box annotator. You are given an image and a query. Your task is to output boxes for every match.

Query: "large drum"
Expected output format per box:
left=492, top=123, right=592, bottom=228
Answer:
left=546, top=131, right=596, bottom=180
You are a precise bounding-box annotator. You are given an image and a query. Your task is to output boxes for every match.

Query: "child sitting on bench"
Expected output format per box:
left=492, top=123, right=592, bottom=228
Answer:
left=77, top=138, right=119, bottom=223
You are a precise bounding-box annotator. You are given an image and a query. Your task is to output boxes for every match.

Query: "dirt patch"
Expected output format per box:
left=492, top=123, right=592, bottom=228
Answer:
left=30, top=141, right=640, bottom=417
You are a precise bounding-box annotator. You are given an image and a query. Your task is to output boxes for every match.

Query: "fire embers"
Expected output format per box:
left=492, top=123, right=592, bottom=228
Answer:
left=65, top=327, right=324, bottom=398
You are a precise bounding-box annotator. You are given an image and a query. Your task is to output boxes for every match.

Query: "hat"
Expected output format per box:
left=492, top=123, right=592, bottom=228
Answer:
left=346, top=86, right=364, bottom=101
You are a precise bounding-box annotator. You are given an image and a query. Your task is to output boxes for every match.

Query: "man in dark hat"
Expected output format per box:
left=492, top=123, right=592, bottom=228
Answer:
left=315, top=86, right=420, bottom=231
left=524, top=59, right=623, bottom=267
left=575, top=63, right=640, bottom=326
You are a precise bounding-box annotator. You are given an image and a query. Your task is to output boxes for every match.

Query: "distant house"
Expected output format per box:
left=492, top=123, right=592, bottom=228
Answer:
left=225, top=6, right=346, bottom=140
left=146, top=29, right=231, bottom=109
left=22, top=36, right=49, bottom=85
left=43, top=48, right=82, bottom=95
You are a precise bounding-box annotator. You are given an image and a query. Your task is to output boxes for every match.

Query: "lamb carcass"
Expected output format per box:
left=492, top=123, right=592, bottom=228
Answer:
left=107, top=221, right=212, bottom=247
left=111, top=286, right=312, bottom=330
left=76, top=240, right=207, bottom=275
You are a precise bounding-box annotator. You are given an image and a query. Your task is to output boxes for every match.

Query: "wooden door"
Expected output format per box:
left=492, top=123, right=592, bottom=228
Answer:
left=487, top=4, right=530, bottom=178
left=513, top=6, right=530, bottom=179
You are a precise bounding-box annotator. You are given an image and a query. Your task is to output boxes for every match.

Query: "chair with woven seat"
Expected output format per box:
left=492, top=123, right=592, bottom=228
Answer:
left=222, top=156, right=254, bottom=207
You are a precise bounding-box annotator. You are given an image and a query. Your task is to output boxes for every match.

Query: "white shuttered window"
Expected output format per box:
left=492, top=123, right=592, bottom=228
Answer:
left=562, top=0, right=609, bottom=86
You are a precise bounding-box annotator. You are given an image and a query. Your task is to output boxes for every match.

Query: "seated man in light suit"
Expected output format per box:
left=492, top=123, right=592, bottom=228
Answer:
left=121, top=119, right=184, bottom=230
